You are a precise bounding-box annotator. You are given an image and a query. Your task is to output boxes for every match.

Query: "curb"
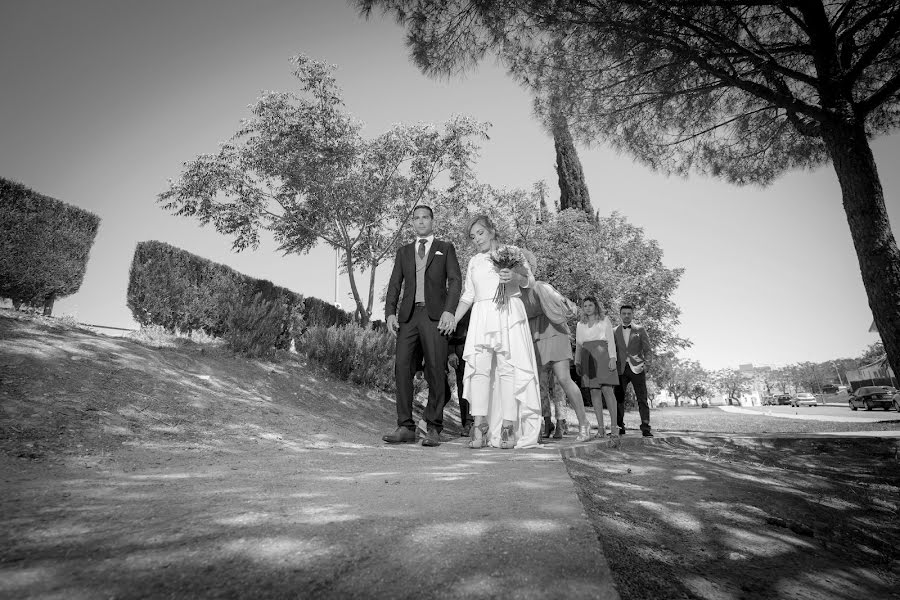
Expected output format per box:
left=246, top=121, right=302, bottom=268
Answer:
left=557, top=431, right=900, bottom=459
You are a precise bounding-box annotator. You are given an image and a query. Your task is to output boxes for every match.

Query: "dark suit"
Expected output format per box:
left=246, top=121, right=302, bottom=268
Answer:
left=613, top=324, right=652, bottom=431
left=385, top=239, right=462, bottom=433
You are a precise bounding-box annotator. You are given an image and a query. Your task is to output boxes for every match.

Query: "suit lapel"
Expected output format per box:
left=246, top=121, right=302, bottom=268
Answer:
left=425, top=239, right=440, bottom=271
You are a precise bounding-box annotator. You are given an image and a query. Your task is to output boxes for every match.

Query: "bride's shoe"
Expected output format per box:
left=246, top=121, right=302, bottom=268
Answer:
left=499, top=425, right=516, bottom=449
left=575, top=424, right=592, bottom=443
left=468, top=422, right=489, bottom=449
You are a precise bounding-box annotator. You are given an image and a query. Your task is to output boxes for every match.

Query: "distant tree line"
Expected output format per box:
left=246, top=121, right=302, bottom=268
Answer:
left=0, top=177, right=100, bottom=315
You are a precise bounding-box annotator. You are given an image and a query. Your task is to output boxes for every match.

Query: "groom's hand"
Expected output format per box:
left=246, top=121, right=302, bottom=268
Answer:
left=437, top=311, right=455, bottom=335
left=386, top=314, right=399, bottom=337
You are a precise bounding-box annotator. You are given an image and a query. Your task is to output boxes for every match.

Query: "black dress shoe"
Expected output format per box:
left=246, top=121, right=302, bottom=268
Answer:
left=460, top=423, right=472, bottom=437
left=619, top=427, right=627, bottom=435
left=383, top=427, right=416, bottom=444
left=641, top=428, right=654, bottom=438
left=421, top=428, right=441, bottom=447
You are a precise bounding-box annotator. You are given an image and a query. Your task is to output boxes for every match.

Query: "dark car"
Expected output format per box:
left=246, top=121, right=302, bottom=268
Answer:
left=773, top=394, right=792, bottom=405
left=821, top=384, right=839, bottom=394
left=849, top=386, right=895, bottom=411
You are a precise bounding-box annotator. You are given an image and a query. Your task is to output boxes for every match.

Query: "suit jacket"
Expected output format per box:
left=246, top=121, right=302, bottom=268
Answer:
left=384, top=239, right=462, bottom=323
left=614, top=324, right=652, bottom=375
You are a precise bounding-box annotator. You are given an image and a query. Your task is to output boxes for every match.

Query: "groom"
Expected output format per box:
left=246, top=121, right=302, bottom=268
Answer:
left=382, top=205, right=461, bottom=447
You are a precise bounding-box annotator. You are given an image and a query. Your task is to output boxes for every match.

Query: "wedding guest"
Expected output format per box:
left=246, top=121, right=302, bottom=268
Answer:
left=517, top=252, right=592, bottom=443
left=452, top=215, right=542, bottom=449
left=575, top=297, right=620, bottom=446
left=447, top=311, right=473, bottom=436
left=614, top=304, right=653, bottom=437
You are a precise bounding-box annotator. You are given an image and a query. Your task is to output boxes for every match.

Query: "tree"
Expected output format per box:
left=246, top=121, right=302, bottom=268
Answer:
left=159, top=55, right=487, bottom=324
left=650, top=354, right=707, bottom=406
left=714, top=368, right=752, bottom=405
left=357, top=0, right=900, bottom=402
left=552, top=112, right=591, bottom=213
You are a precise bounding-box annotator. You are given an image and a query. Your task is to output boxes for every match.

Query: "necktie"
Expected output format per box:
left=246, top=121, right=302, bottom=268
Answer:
left=418, top=239, right=426, bottom=259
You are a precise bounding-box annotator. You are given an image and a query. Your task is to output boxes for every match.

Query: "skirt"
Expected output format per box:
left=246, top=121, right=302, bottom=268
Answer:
left=529, top=315, right=573, bottom=367
left=580, top=339, right=619, bottom=388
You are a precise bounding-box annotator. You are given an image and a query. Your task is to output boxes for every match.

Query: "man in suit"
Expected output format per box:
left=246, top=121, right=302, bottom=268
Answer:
left=613, top=304, right=653, bottom=437
left=382, top=205, right=462, bottom=447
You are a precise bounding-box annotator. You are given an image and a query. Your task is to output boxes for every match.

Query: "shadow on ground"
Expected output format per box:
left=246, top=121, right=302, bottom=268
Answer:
left=565, top=436, right=899, bottom=600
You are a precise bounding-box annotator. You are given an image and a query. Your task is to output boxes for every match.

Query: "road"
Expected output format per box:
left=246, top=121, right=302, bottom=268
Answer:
left=718, top=402, right=900, bottom=423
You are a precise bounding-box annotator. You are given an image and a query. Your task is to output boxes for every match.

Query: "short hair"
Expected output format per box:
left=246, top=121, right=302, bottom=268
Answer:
left=467, top=214, right=500, bottom=241
left=619, top=304, right=634, bottom=313
left=412, top=205, right=434, bottom=218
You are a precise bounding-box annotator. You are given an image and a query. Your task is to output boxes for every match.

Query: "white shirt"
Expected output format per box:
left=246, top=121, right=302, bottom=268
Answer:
left=415, top=235, right=434, bottom=259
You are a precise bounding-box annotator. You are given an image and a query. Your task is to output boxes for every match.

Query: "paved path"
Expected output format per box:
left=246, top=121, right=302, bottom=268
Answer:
left=717, top=405, right=900, bottom=422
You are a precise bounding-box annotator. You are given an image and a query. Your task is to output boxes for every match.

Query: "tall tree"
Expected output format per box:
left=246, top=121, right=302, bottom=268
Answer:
left=552, top=109, right=592, bottom=213
left=357, top=0, right=900, bottom=395
left=159, top=55, right=487, bottom=324
left=713, top=368, right=752, bottom=405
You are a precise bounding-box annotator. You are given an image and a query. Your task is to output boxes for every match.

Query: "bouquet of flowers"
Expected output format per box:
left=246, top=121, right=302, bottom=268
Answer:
left=489, top=245, right=525, bottom=307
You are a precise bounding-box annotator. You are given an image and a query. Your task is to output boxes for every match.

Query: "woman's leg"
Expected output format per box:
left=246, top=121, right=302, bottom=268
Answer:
left=590, top=388, right=605, bottom=435
left=552, top=360, right=587, bottom=427
left=601, top=385, right=620, bottom=445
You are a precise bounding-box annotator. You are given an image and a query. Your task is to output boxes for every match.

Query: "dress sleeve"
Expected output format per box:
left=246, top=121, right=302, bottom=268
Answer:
left=518, top=258, right=535, bottom=289
left=460, top=257, right=475, bottom=305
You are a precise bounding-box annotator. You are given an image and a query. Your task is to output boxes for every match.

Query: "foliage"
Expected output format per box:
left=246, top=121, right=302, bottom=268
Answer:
left=224, top=292, right=285, bottom=358
left=653, top=354, right=709, bottom=405
left=300, top=324, right=396, bottom=392
left=159, top=54, right=488, bottom=324
left=358, top=0, right=900, bottom=425
left=126, top=241, right=344, bottom=351
left=552, top=115, right=590, bottom=213
left=434, top=186, right=688, bottom=356
left=712, top=369, right=752, bottom=405
left=0, top=177, right=100, bottom=314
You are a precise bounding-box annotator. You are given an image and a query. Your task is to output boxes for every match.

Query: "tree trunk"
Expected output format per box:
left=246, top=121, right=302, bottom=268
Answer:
left=343, top=248, right=370, bottom=326
left=12, top=298, right=21, bottom=311
left=42, top=295, right=55, bottom=316
left=552, top=115, right=591, bottom=213
left=821, top=118, right=900, bottom=382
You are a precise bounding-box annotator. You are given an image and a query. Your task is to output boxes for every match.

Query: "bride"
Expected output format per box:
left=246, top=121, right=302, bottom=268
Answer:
left=451, top=215, right=542, bottom=449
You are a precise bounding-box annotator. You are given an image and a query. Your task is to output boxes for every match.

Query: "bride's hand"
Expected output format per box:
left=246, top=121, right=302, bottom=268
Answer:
left=498, top=267, right=512, bottom=283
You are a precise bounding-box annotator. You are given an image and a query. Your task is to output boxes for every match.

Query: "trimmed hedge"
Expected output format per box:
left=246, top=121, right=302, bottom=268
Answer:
left=0, top=178, right=101, bottom=314
left=127, top=241, right=351, bottom=353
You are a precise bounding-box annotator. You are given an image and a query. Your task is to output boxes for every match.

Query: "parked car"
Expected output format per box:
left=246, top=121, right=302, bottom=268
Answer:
left=894, top=392, right=900, bottom=412
left=849, top=386, right=895, bottom=411
left=791, top=392, right=818, bottom=407
left=821, top=384, right=839, bottom=394
left=772, top=394, right=792, bottom=405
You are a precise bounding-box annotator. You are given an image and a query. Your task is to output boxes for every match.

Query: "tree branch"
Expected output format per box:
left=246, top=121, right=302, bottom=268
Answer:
left=858, top=69, right=900, bottom=114
left=844, top=8, right=900, bottom=84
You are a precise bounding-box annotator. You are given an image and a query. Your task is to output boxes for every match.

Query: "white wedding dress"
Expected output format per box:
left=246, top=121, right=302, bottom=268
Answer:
left=460, top=252, right=542, bottom=449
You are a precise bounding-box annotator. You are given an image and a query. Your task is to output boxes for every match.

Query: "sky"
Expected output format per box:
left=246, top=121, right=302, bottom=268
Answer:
left=2, top=0, right=898, bottom=370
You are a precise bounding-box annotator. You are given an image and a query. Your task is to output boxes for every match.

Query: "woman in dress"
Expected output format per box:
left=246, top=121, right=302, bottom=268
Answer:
left=575, top=297, right=620, bottom=446
left=516, top=252, right=593, bottom=443
left=452, top=215, right=542, bottom=449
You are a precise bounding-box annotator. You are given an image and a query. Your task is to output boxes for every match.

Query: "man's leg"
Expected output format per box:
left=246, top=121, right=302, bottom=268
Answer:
left=417, top=307, right=450, bottom=433
left=631, top=368, right=652, bottom=435
left=452, top=344, right=472, bottom=430
left=614, top=374, right=627, bottom=432
left=393, top=318, right=420, bottom=431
